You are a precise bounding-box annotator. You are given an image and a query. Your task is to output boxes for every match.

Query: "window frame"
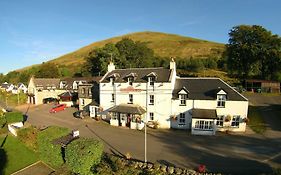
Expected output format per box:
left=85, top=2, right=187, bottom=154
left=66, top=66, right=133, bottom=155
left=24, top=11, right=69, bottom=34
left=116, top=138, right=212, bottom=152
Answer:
left=195, top=120, right=214, bottom=130
left=231, top=115, right=240, bottom=127
left=111, top=93, right=115, bottom=102
left=149, top=112, right=154, bottom=121
left=128, top=94, right=133, bottom=104
left=179, top=113, right=186, bottom=125
left=128, top=77, right=133, bottom=86
left=179, top=94, right=187, bottom=106
left=148, top=76, right=155, bottom=86
left=149, top=95, right=154, bottom=105
left=216, top=115, right=224, bottom=127
left=217, top=94, right=226, bottom=108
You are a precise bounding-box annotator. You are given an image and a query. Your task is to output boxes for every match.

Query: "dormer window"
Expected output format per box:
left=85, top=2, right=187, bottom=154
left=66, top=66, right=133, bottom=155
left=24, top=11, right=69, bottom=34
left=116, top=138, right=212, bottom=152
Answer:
left=217, top=95, right=226, bottom=107
left=217, top=89, right=227, bottom=108
left=148, top=77, right=155, bottom=86
left=128, top=77, right=133, bottom=86
left=178, top=87, right=189, bottom=106
left=180, top=94, right=187, bottom=105
left=110, top=77, right=115, bottom=86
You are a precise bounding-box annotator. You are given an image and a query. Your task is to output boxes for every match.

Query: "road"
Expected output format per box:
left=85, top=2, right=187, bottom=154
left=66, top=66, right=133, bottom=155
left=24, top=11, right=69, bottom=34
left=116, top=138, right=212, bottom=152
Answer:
left=17, top=102, right=281, bottom=175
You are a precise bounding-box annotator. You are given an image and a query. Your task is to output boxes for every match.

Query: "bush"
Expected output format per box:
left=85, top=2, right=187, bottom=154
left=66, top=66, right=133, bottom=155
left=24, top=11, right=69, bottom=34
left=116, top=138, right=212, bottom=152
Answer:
left=17, top=126, right=39, bottom=151
left=66, top=138, right=103, bottom=175
left=5, top=112, right=23, bottom=123
left=37, top=126, right=69, bottom=168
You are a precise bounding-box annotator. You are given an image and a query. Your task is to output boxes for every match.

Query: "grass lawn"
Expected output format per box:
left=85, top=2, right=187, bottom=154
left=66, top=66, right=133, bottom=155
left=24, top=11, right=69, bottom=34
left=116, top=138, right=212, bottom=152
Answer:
left=248, top=106, right=266, bottom=134
left=0, top=135, right=39, bottom=175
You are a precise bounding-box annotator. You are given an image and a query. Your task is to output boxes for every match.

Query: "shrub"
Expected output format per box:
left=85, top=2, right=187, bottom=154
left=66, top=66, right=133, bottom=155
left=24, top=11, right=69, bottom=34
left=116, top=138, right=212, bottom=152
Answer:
left=5, top=112, right=23, bottom=123
left=66, top=138, right=103, bottom=175
left=17, top=126, right=39, bottom=151
left=37, top=126, right=69, bottom=168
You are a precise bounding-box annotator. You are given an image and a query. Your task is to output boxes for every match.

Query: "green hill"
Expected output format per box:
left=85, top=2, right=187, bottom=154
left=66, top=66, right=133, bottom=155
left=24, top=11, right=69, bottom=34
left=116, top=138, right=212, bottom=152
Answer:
left=48, top=31, right=225, bottom=67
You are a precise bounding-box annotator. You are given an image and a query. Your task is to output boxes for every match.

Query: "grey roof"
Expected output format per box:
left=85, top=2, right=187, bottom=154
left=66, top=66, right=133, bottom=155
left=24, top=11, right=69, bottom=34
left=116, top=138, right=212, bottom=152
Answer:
left=58, top=91, right=73, bottom=97
left=192, top=109, right=217, bottom=119
left=108, top=104, right=146, bottom=115
left=34, top=78, right=60, bottom=89
left=61, top=77, right=102, bottom=90
left=100, top=68, right=172, bottom=83
left=173, top=78, right=247, bottom=101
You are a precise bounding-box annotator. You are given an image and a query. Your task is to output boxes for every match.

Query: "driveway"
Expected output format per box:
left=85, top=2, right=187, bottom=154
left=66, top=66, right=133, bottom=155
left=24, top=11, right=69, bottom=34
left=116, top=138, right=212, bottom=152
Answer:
left=244, top=93, right=281, bottom=139
left=17, top=103, right=281, bottom=175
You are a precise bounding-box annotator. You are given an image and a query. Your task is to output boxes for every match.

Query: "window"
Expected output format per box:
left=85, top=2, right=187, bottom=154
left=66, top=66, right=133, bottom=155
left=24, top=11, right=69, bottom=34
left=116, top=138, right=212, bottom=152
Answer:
left=111, top=94, right=115, bottom=102
left=129, top=94, right=133, bottom=104
left=128, top=77, right=133, bottom=86
left=216, top=115, right=224, bottom=127
left=149, top=112, right=154, bottom=120
left=81, top=99, right=85, bottom=106
left=148, top=77, right=155, bottom=86
left=179, top=94, right=187, bottom=105
left=149, top=95, right=154, bottom=105
left=82, top=88, right=85, bottom=94
left=179, top=113, right=185, bottom=125
left=231, top=115, right=240, bottom=127
left=88, top=89, right=92, bottom=95
left=217, top=95, right=226, bottom=107
left=110, top=77, right=115, bottom=86
left=112, top=113, right=117, bottom=120
left=195, top=120, right=214, bottom=130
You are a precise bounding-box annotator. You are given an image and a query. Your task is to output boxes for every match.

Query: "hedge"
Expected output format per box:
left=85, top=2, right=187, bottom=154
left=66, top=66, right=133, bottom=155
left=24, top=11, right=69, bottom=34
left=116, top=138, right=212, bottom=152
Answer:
left=37, top=126, right=69, bottom=168
left=66, top=138, right=103, bottom=175
left=17, top=126, right=39, bottom=151
left=5, top=112, right=23, bottom=123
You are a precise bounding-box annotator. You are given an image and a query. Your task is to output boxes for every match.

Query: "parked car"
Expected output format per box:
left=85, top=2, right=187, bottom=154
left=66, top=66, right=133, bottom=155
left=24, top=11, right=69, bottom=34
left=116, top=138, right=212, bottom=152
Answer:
left=49, top=104, right=67, bottom=113
left=43, top=97, right=58, bottom=104
left=73, top=110, right=89, bottom=119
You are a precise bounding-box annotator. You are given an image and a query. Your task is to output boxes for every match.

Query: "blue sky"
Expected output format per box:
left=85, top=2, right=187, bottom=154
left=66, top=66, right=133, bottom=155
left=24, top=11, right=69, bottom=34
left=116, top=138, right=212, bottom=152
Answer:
left=0, top=0, right=280, bottom=74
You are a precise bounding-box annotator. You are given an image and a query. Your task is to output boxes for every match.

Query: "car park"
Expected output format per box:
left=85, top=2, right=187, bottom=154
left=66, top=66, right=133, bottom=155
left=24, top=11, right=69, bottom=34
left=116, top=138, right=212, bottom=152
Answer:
left=49, top=104, right=67, bottom=113
left=43, top=97, right=58, bottom=104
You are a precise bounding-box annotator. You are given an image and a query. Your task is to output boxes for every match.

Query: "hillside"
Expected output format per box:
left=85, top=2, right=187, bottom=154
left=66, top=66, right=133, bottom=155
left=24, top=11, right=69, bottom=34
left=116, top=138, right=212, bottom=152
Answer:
left=48, top=31, right=225, bottom=67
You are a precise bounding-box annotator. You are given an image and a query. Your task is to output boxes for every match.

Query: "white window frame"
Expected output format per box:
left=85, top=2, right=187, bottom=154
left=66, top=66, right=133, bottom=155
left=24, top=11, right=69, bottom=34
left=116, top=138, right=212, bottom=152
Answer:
left=217, top=95, right=226, bottom=107
left=128, top=94, right=133, bottom=104
left=148, top=77, right=155, bottom=86
left=149, top=112, right=154, bottom=121
left=179, top=94, right=187, bottom=106
left=149, top=95, right=154, bottom=105
left=216, top=115, right=224, bottom=127
left=231, top=115, right=240, bottom=127
left=128, top=77, right=133, bottom=86
left=112, top=113, right=118, bottom=120
left=111, top=93, right=115, bottom=102
left=179, top=113, right=186, bottom=125
left=195, top=120, right=214, bottom=130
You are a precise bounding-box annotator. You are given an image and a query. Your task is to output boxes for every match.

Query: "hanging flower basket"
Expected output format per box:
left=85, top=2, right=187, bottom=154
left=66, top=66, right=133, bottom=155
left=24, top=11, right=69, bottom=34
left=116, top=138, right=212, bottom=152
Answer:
left=171, top=115, right=177, bottom=121
left=243, top=118, right=250, bottom=123
left=225, top=115, right=231, bottom=122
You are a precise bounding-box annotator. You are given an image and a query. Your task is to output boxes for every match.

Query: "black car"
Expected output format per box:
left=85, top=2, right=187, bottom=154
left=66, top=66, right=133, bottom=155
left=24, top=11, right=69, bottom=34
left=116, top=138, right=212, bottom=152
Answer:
left=73, top=110, right=89, bottom=119
left=43, top=97, right=58, bottom=104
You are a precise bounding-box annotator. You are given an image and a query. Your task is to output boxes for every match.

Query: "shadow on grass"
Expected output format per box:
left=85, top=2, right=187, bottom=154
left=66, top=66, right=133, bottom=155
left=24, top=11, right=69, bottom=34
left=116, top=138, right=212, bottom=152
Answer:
left=0, top=135, right=8, bottom=175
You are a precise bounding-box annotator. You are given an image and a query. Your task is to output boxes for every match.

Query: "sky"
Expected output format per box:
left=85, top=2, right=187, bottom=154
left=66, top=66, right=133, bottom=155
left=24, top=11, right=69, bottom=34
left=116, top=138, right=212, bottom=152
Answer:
left=0, top=0, right=280, bottom=74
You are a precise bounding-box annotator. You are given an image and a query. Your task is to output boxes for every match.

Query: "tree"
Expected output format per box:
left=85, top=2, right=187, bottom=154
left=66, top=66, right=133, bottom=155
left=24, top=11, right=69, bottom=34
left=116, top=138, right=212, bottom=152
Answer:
left=35, top=62, right=60, bottom=78
left=226, top=25, right=281, bottom=80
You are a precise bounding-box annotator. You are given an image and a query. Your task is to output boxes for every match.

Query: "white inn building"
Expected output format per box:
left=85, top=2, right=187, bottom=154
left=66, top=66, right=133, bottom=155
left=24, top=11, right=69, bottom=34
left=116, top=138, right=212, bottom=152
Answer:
left=99, top=60, right=248, bottom=135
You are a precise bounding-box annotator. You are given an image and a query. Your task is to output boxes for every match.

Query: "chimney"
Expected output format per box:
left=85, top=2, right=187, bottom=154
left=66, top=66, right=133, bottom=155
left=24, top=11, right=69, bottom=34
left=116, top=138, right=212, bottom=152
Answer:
left=108, top=61, right=115, bottom=72
left=170, top=57, right=176, bottom=71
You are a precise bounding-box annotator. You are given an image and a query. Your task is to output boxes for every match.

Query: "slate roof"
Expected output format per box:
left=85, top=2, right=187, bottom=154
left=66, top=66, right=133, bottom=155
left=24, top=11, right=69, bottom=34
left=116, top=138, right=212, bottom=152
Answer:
left=173, top=78, right=247, bottom=101
left=108, top=104, right=146, bottom=115
left=61, top=77, right=102, bottom=90
left=192, top=109, right=217, bottom=119
left=33, top=78, right=60, bottom=89
left=100, top=68, right=172, bottom=83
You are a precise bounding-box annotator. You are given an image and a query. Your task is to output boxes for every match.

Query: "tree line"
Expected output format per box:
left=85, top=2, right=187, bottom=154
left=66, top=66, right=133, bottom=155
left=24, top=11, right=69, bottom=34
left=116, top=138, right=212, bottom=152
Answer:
left=1, top=24, right=280, bottom=85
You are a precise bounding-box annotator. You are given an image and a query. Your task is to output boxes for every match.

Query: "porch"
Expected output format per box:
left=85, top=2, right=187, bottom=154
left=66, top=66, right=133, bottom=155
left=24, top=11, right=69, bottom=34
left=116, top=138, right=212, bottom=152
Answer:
left=191, top=109, right=217, bottom=135
left=108, top=103, right=146, bottom=130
